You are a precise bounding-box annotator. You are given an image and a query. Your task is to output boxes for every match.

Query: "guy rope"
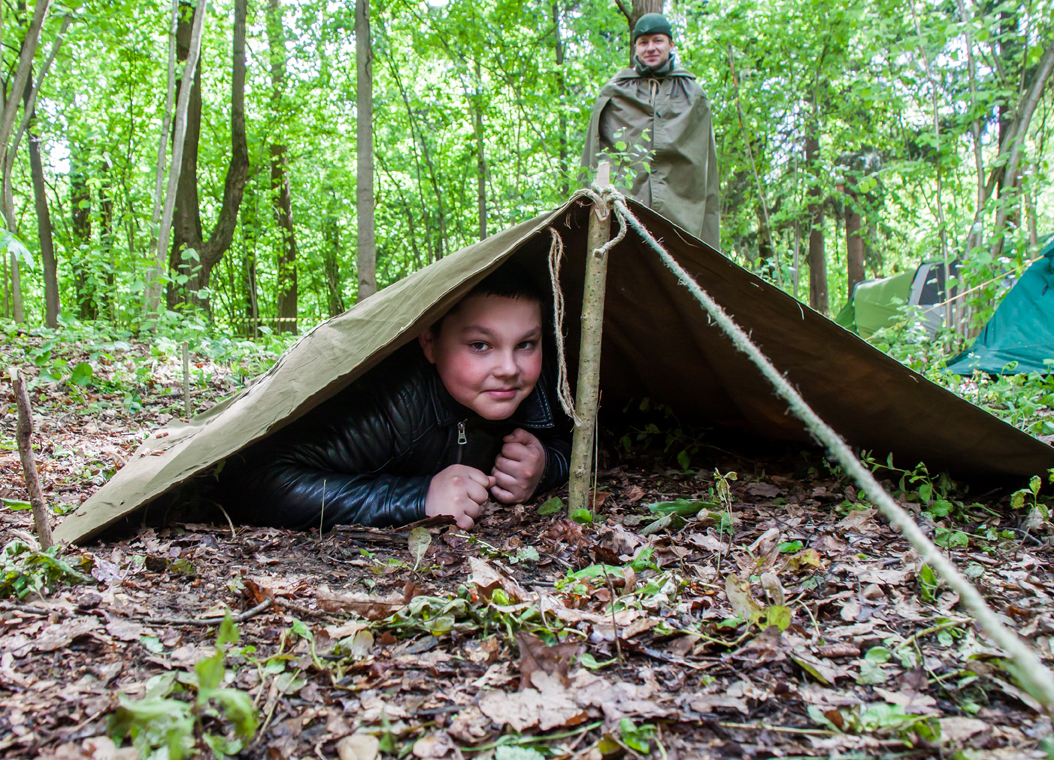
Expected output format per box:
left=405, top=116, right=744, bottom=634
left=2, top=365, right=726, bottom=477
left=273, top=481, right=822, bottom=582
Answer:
left=552, top=176, right=1054, bottom=715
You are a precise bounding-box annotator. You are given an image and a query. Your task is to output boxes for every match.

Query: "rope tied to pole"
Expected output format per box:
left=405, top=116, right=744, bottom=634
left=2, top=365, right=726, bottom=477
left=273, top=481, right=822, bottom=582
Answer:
left=547, top=185, right=628, bottom=427
left=547, top=226, right=582, bottom=426
left=594, top=193, right=1054, bottom=713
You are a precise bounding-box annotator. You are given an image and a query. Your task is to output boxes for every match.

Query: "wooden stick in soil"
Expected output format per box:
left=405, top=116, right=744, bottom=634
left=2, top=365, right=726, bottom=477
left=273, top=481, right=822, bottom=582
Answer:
left=568, top=162, right=613, bottom=514
left=182, top=340, right=192, bottom=418
left=10, top=369, right=54, bottom=550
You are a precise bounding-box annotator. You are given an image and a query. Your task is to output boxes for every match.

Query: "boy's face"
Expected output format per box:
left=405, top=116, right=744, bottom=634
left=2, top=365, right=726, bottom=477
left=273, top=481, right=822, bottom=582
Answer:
left=419, top=294, right=544, bottom=421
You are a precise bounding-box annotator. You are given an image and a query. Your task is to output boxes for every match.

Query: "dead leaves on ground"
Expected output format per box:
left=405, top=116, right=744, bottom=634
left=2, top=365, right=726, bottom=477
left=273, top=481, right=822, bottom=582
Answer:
left=2, top=337, right=1054, bottom=757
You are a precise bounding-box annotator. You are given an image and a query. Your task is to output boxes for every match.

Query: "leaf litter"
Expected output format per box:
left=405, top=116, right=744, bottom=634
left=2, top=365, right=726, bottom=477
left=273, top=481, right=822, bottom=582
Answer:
left=1, top=334, right=1054, bottom=757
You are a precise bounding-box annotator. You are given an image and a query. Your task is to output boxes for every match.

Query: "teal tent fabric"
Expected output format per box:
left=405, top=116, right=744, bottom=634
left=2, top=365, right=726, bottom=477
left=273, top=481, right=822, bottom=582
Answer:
left=947, top=236, right=1054, bottom=375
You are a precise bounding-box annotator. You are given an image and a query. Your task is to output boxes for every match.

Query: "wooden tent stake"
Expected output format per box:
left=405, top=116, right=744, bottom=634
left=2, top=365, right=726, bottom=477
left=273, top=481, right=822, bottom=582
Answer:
left=568, top=163, right=612, bottom=513
left=10, top=369, right=54, bottom=550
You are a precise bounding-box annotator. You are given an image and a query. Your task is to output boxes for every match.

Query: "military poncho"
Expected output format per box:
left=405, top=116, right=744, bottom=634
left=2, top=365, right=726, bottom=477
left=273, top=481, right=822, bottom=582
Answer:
left=581, top=63, right=720, bottom=249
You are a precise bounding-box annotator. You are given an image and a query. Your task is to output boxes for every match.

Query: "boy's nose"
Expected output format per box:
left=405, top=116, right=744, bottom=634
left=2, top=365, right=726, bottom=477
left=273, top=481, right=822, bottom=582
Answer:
left=493, top=351, right=518, bottom=377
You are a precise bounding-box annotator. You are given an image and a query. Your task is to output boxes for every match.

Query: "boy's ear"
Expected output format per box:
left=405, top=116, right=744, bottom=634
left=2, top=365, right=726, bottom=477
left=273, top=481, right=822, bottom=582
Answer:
left=418, top=330, right=437, bottom=364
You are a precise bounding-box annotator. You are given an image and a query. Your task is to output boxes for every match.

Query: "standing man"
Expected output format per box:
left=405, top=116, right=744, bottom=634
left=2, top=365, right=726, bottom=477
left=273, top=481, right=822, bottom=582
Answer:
left=582, top=13, right=720, bottom=249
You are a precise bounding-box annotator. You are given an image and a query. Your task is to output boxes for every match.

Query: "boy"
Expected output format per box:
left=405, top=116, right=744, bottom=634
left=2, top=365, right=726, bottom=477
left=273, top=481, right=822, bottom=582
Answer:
left=217, top=264, right=571, bottom=531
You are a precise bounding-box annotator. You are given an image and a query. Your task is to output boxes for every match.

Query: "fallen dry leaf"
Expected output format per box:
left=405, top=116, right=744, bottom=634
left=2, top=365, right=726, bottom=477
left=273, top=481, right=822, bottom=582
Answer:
left=515, top=630, right=581, bottom=689
left=478, top=670, right=589, bottom=731
left=837, top=507, right=877, bottom=532
left=467, top=556, right=531, bottom=603
left=34, top=617, right=100, bottom=653
left=725, top=574, right=762, bottom=621
left=337, top=733, right=380, bottom=760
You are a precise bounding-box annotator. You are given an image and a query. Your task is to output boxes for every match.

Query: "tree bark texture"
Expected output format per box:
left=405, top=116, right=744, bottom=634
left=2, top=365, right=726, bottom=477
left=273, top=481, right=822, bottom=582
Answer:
left=239, top=182, right=260, bottom=337
left=150, top=0, right=180, bottom=231
left=168, top=0, right=249, bottom=311
left=568, top=190, right=613, bottom=514
left=24, top=75, right=59, bottom=327
left=356, top=0, right=377, bottom=299
left=271, top=145, right=298, bottom=332
left=11, top=370, right=54, bottom=550
left=0, top=0, right=50, bottom=234
left=146, top=0, right=205, bottom=315
left=473, top=87, right=487, bottom=240
left=988, top=41, right=1054, bottom=260
left=805, top=128, right=828, bottom=314
left=267, top=0, right=298, bottom=332
left=69, top=159, right=95, bottom=319
left=552, top=0, right=569, bottom=197
left=845, top=200, right=864, bottom=300
left=322, top=187, right=346, bottom=317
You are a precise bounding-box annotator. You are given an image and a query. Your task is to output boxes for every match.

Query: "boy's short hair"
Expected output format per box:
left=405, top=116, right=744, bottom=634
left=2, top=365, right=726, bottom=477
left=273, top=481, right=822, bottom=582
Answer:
left=431, top=262, right=546, bottom=336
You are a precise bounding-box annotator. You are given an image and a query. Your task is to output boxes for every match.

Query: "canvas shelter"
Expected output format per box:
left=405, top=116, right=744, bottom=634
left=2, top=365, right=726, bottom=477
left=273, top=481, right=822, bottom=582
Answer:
left=55, top=197, right=1054, bottom=545
left=947, top=234, right=1054, bottom=375
left=835, top=262, right=960, bottom=340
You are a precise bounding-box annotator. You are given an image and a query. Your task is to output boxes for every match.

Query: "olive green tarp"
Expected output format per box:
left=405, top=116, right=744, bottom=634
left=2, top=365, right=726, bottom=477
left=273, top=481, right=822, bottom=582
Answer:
left=55, top=198, right=1054, bottom=544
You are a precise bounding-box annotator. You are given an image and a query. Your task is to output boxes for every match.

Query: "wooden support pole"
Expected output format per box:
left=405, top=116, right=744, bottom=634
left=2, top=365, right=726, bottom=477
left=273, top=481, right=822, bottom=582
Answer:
left=568, top=163, right=612, bottom=513
left=10, top=369, right=54, bottom=550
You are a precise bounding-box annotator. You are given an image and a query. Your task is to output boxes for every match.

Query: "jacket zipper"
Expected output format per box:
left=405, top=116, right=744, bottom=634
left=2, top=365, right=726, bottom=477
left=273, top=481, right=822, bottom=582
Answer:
left=456, top=421, right=467, bottom=464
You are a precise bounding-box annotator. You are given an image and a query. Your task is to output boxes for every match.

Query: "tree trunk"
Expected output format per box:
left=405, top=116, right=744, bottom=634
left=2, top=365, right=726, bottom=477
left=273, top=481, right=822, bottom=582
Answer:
left=473, top=62, right=487, bottom=241
left=69, top=158, right=94, bottom=319
left=955, top=0, right=985, bottom=253
left=0, top=0, right=50, bottom=234
left=267, top=0, right=298, bottom=332
left=0, top=0, right=51, bottom=324
left=989, top=41, right=1054, bottom=260
left=150, top=0, right=179, bottom=232
left=168, top=0, right=249, bottom=312
left=239, top=183, right=260, bottom=337
left=356, top=0, right=377, bottom=299
left=271, top=145, right=297, bottom=332
left=805, top=125, right=827, bottom=314
left=552, top=0, right=568, bottom=197
left=322, top=186, right=346, bottom=317
left=24, top=74, right=58, bottom=327
left=845, top=197, right=864, bottom=300
left=146, top=0, right=205, bottom=315
left=98, top=160, right=115, bottom=319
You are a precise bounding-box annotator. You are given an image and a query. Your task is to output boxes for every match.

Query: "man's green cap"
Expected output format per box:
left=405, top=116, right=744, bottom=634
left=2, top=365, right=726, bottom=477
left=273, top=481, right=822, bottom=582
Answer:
left=633, top=13, right=673, bottom=43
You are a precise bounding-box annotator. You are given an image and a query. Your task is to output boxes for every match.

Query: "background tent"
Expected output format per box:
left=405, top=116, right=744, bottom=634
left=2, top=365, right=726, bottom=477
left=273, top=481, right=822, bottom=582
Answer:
left=947, top=235, right=1054, bottom=375
left=835, top=262, right=960, bottom=339
left=55, top=197, right=1054, bottom=544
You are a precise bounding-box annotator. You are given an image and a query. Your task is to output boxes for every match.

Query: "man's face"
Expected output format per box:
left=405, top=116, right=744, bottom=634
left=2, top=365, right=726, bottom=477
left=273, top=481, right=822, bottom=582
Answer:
left=634, top=32, right=673, bottom=69
left=419, top=295, right=544, bottom=421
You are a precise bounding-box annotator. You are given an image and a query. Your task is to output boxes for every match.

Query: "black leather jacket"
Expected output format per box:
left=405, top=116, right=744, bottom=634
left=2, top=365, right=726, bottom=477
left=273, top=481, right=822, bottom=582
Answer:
left=217, top=344, right=572, bottom=530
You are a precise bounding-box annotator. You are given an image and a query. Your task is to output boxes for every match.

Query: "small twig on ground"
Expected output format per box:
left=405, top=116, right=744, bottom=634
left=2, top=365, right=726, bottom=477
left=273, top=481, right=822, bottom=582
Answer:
left=11, top=369, right=54, bottom=550
left=274, top=596, right=327, bottom=618
left=215, top=502, right=237, bottom=539
left=717, top=721, right=835, bottom=737
left=145, top=597, right=274, bottom=626
left=0, top=600, right=61, bottom=617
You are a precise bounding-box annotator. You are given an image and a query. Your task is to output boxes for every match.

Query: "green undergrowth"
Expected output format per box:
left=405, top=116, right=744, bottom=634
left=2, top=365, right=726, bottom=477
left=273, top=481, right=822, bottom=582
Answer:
left=0, top=540, right=95, bottom=599
left=0, top=315, right=297, bottom=408
left=110, top=616, right=258, bottom=759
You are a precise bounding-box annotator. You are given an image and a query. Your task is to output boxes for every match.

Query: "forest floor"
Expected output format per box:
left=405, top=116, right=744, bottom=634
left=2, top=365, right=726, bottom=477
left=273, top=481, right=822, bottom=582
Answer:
left=1, top=331, right=1054, bottom=759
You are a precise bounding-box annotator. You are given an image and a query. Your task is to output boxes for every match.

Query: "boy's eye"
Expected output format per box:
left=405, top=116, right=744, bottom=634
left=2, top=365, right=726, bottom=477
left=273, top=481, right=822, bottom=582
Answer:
left=517, top=340, right=537, bottom=351
left=469, top=341, right=489, bottom=352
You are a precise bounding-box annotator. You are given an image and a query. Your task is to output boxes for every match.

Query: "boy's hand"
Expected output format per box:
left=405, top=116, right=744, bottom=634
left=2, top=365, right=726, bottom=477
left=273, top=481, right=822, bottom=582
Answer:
left=491, top=428, right=546, bottom=504
left=425, top=465, right=495, bottom=530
